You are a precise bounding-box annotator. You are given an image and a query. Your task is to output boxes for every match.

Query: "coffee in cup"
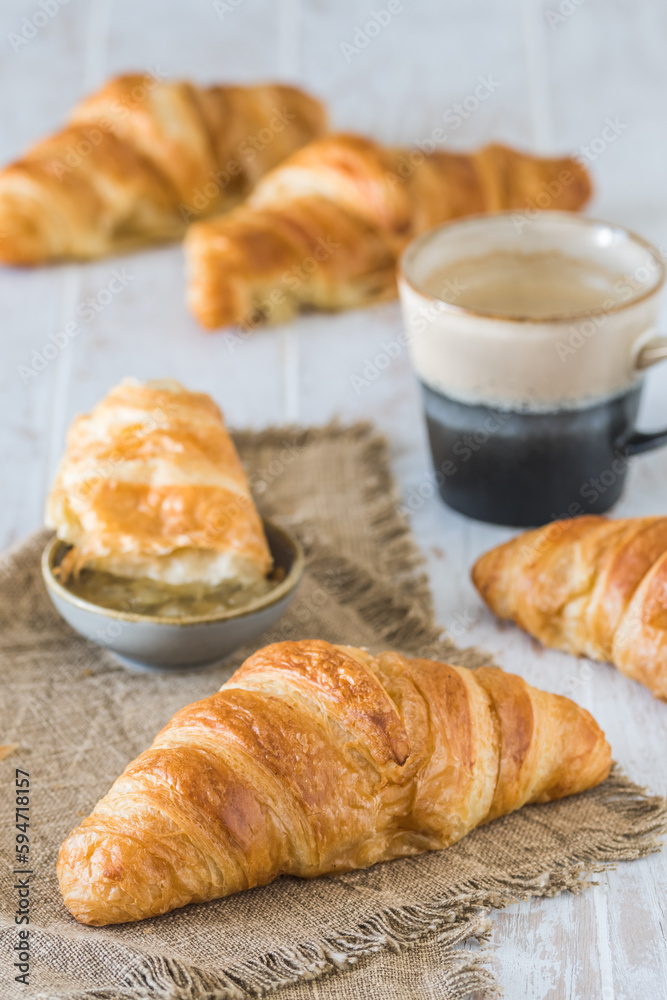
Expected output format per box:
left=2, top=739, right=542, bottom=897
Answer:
left=398, top=211, right=667, bottom=526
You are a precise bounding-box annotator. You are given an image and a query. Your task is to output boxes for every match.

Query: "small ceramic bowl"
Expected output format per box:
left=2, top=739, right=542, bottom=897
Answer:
left=41, top=520, right=304, bottom=672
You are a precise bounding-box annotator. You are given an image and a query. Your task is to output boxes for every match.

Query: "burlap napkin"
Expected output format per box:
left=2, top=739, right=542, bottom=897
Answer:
left=0, top=423, right=665, bottom=1000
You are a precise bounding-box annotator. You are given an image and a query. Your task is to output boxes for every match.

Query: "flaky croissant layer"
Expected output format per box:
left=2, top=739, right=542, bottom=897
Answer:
left=473, top=515, right=667, bottom=701
left=0, top=74, right=326, bottom=263
left=57, top=640, right=610, bottom=925
left=185, top=133, right=592, bottom=329
left=46, top=377, right=272, bottom=585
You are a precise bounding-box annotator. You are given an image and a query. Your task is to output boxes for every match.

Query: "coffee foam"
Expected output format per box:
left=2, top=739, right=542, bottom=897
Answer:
left=401, top=280, right=663, bottom=411
left=399, top=214, right=664, bottom=413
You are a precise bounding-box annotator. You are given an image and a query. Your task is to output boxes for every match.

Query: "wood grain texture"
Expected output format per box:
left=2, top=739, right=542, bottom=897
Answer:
left=1, top=0, right=666, bottom=994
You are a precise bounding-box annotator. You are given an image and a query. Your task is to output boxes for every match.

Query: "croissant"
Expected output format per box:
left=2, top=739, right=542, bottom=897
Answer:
left=46, top=377, right=271, bottom=586
left=57, top=639, right=610, bottom=925
left=184, top=133, right=592, bottom=329
left=0, top=74, right=326, bottom=264
left=472, top=515, right=667, bottom=700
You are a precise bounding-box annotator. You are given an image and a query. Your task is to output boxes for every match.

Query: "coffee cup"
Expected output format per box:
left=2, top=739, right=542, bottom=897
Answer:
left=398, top=211, right=667, bottom=527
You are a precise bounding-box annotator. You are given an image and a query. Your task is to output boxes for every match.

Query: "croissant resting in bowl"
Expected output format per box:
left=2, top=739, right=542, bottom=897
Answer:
left=45, top=377, right=271, bottom=587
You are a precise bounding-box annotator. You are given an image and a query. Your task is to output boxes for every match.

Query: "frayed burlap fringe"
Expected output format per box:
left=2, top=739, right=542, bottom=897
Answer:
left=40, top=767, right=667, bottom=1000
left=307, top=551, right=491, bottom=667
left=63, top=916, right=501, bottom=1000
left=235, top=421, right=435, bottom=615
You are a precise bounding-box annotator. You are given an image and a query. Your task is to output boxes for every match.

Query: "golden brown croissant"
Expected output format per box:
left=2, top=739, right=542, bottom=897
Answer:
left=46, top=377, right=271, bottom=586
left=184, top=133, right=592, bottom=329
left=472, top=515, right=667, bottom=701
left=57, top=639, right=610, bottom=925
left=0, top=74, right=325, bottom=264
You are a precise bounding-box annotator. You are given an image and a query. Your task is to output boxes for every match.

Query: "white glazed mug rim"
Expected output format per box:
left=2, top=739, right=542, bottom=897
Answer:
left=398, top=210, right=666, bottom=325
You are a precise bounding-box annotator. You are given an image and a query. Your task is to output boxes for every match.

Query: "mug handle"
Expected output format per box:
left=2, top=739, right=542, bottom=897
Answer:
left=621, top=336, right=667, bottom=456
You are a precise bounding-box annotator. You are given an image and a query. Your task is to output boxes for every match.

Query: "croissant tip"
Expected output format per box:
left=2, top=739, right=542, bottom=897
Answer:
left=0, top=205, right=54, bottom=266
left=470, top=546, right=498, bottom=599
left=470, top=553, right=483, bottom=587
left=0, top=236, right=44, bottom=267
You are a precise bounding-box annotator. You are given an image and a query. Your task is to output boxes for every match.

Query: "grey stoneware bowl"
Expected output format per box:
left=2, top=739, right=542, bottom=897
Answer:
left=41, top=520, right=304, bottom=672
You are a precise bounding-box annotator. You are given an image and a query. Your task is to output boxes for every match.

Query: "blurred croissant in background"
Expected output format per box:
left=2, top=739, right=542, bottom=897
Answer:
left=185, top=133, right=592, bottom=330
left=0, top=73, right=326, bottom=264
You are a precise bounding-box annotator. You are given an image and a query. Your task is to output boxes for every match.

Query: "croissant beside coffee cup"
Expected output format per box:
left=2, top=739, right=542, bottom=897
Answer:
left=473, top=515, right=667, bottom=701
left=185, top=133, right=591, bottom=329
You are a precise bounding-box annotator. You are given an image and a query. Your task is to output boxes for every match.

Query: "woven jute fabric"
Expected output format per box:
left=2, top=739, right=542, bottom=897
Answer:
left=0, top=423, right=665, bottom=1000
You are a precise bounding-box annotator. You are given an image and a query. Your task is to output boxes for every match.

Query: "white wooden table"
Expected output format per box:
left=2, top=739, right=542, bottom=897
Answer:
left=2, top=1, right=667, bottom=995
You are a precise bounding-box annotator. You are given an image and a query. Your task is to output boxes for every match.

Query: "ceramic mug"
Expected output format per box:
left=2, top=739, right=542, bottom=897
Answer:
left=398, top=211, right=667, bottom=527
